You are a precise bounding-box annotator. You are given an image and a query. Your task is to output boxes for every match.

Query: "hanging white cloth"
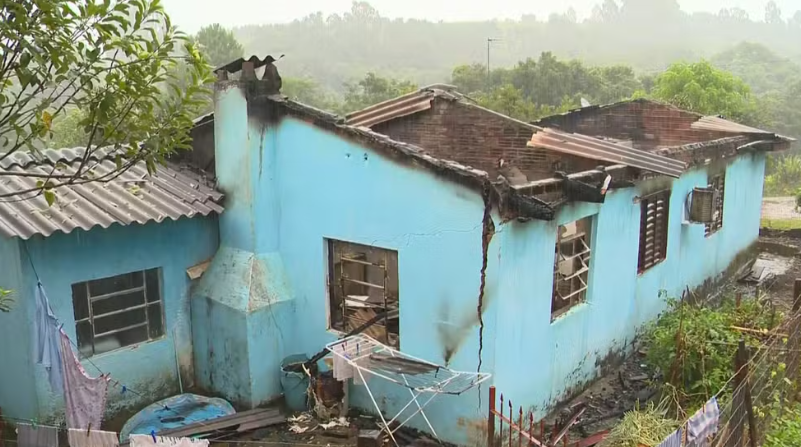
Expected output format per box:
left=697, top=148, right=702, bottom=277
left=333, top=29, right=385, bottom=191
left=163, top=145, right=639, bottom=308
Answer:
left=17, top=423, right=59, bottom=447
left=130, top=435, right=209, bottom=447
left=60, top=329, right=110, bottom=429
left=67, top=428, right=118, bottom=447
left=333, top=345, right=353, bottom=381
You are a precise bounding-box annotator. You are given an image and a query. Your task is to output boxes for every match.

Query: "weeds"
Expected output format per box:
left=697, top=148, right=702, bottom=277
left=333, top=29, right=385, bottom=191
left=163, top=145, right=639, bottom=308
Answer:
left=765, top=155, right=801, bottom=197
left=643, top=294, right=776, bottom=411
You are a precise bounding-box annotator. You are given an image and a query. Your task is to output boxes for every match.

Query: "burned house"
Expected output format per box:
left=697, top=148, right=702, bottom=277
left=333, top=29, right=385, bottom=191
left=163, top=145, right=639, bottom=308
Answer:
left=188, top=70, right=790, bottom=443
left=0, top=58, right=792, bottom=446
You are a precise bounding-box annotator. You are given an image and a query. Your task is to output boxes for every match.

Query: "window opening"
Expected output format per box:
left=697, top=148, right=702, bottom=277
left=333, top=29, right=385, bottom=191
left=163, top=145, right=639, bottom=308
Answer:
left=71, top=268, right=163, bottom=357
left=327, top=240, right=399, bottom=348
left=638, top=190, right=670, bottom=272
left=552, top=217, right=593, bottom=320
left=704, top=173, right=725, bottom=236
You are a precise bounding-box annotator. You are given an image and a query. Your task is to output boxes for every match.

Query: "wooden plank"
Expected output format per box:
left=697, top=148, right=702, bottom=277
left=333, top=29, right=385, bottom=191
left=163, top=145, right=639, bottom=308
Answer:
left=120, top=408, right=283, bottom=446
left=163, top=408, right=282, bottom=436
left=236, top=415, right=287, bottom=433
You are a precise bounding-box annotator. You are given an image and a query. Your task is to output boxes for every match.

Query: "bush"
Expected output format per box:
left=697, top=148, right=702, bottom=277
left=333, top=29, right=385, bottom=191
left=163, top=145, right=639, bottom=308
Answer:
left=765, top=404, right=801, bottom=447
left=765, top=155, right=801, bottom=197
left=644, top=295, right=775, bottom=410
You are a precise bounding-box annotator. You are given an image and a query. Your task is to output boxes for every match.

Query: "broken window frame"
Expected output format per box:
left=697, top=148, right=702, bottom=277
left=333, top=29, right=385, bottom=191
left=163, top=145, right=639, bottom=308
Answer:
left=71, top=268, right=164, bottom=357
left=638, top=189, right=671, bottom=273
left=326, top=239, right=399, bottom=348
left=704, top=173, right=725, bottom=237
left=552, top=217, right=593, bottom=321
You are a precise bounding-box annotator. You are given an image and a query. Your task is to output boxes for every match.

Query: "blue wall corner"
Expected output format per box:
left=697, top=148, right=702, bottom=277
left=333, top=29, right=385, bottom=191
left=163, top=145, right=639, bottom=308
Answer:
left=5, top=216, right=219, bottom=422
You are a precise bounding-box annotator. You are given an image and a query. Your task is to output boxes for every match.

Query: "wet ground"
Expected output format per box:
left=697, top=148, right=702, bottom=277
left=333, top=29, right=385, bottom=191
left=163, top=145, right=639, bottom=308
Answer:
left=762, top=197, right=801, bottom=220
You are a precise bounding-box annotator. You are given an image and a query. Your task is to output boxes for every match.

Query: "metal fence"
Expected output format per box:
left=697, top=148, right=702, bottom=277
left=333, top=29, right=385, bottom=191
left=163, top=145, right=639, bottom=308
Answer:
left=486, top=387, right=603, bottom=447
left=712, top=282, right=801, bottom=447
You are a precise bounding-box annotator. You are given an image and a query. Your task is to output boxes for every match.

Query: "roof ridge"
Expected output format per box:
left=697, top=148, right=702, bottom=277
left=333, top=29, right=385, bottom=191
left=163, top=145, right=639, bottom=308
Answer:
left=0, top=146, right=125, bottom=170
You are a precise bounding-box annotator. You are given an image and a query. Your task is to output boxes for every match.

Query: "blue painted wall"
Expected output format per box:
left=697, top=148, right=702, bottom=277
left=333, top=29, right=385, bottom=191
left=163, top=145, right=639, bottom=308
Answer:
left=491, top=153, right=766, bottom=420
left=0, top=236, right=39, bottom=421
left=202, top=84, right=766, bottom=445
left=200, top=85, right=498, bottom=444
left=0, top=216, right=218, bottom=423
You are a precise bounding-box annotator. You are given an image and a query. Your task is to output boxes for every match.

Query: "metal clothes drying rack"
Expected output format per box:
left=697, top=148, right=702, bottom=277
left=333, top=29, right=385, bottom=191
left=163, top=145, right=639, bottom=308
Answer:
left=326, top=334, right=491, bottom=446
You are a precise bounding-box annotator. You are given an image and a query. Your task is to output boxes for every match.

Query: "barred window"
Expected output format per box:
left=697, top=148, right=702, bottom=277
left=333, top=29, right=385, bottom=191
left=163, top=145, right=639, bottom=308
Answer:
left=552, top=217, right=593, bottom=320
left=72, top=268, right=164, bottom=357
left=638, top=190, right=671, bottom=273
left=705, top=174, right=725, bottom=236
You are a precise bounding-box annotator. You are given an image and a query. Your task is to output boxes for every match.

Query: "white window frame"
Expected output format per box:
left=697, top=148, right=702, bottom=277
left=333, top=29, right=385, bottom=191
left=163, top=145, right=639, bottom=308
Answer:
left=71, top=268, right=164, bottom=357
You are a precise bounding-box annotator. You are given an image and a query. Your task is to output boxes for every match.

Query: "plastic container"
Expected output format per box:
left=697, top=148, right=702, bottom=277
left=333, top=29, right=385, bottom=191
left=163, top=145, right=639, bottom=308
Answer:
left=281, top=354, right=310, bottom=412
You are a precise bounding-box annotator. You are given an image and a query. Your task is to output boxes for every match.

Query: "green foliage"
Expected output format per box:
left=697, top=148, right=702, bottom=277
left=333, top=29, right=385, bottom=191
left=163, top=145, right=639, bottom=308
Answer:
left=47, top=108, right=90, bottom=148
left=475, top=85, right=577, bottom=122
left=282, top=77, right=341, bottom=112
left=0, top=288, right=13, bottom=312
left=449, top=52, right=642, bottom=121
left=234, top=2, right=801, bottom=95
left=765, top=403, right=801, bottom=446
left=711, top=42, right=801, bottom=95
left=765, top=155, right=801, bottom=197
left=0, top=0, right=212, bottom=202
left=644, top=295, right=775, bottom=409
left=194, top=23, right=243, bottom=68
left=342, top=72, right=417, bottom=113
left=651, top=60, right=755, bottom=121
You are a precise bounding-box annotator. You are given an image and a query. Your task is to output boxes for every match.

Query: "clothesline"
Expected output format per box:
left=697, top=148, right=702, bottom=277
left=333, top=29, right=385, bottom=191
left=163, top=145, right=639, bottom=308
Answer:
left=25, top=240, right=152, bottom=404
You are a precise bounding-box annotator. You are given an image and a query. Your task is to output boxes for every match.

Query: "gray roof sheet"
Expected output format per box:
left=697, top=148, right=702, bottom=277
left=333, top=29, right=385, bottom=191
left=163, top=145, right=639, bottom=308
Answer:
left=0, top=148, right=224, bottom=240
left=529, top=128, right=687, bottom=178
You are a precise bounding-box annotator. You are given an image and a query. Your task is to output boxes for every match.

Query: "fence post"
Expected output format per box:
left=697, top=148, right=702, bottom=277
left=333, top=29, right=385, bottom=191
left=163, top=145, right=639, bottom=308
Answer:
left=729, top=341, right=746, bottom=447
left=786, top=280, right=801, bottom=388
left=488, top=386, right=496, bottom=447
left=738, top=341, right=758, bottom=447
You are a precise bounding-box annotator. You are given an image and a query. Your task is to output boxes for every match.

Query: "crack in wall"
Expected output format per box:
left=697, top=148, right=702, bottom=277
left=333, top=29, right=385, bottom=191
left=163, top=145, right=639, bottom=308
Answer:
left=476, top=184, right=495, bottom=395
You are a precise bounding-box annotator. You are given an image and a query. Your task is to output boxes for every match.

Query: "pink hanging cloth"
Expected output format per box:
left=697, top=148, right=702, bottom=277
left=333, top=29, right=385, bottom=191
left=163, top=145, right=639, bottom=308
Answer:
left=59, top=329, right=110, bottom=429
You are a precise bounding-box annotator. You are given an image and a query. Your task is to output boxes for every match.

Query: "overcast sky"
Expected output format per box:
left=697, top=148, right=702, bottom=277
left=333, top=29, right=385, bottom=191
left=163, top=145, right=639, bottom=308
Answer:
left=163, top=0, right=799, bottom=33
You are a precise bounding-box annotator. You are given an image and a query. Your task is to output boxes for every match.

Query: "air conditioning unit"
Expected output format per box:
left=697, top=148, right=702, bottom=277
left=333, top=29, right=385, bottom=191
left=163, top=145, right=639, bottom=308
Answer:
left=688, top=187, right=718, bottom=223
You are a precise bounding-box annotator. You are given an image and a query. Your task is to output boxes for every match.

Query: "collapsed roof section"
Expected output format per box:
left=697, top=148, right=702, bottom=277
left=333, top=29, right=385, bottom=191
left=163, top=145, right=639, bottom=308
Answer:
left=207, top=58, right=791, bottom=222
left=528, top=127, right=686, bottom=178
left=533, top=98, right=794, bottom=154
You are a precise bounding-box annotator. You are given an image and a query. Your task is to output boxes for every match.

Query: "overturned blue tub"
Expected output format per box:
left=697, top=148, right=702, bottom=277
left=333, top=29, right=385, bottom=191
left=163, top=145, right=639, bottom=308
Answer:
left=120, top=393, right=236, bottom=442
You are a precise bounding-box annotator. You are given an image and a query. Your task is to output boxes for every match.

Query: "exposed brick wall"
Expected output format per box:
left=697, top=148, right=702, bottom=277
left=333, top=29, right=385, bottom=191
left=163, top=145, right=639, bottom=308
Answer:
left=536, top=100, right=732, bottom=150
left=372, top=99, right=597, bottom=181
left=172, top=117, right=216, bottom=174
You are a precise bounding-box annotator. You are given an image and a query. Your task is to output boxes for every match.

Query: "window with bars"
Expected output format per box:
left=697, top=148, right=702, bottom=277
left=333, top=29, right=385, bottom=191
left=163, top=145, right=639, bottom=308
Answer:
left=638, top=190, right=671, bottom=273
left=71, top=268, right=164, bottom=357
left=327, top=240, right=399, bottom=348
left=552, top=217, right=593, bottom=320
left=705, top=173, right=725, bottom=236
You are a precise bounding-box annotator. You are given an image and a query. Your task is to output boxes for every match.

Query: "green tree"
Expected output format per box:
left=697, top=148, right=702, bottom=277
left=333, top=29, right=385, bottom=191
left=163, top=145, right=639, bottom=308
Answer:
left=475, top=84, right=539, bottom=122
left=194, top=23, right=244, bottom=68
left=0, top=0, right=211, bottom=204
left=47, top=108, right=90, bottom=149
left=765, top=1, right=783, bottom=25
left=451, top=64, right=490, bottom=95
left=282, top=77, right=341, bottom=112
left=342, top=73, right=417, bottom=112
left=651, top=60, right=754, bottom=120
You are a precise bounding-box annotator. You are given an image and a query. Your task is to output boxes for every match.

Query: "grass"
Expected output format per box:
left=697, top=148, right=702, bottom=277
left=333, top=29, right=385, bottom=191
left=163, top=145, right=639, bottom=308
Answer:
left=761, top=218, right=801, bottom=231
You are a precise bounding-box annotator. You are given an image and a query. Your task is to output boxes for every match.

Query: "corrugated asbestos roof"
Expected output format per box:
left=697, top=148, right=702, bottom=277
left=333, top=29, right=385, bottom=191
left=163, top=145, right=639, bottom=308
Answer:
left=692, top=115, right=773, bottom=135
left=0, top=148, right=223, bottom=240
left=345, top=85, right=462, bottom=128
left=529, top=128, right=687, bottom=178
